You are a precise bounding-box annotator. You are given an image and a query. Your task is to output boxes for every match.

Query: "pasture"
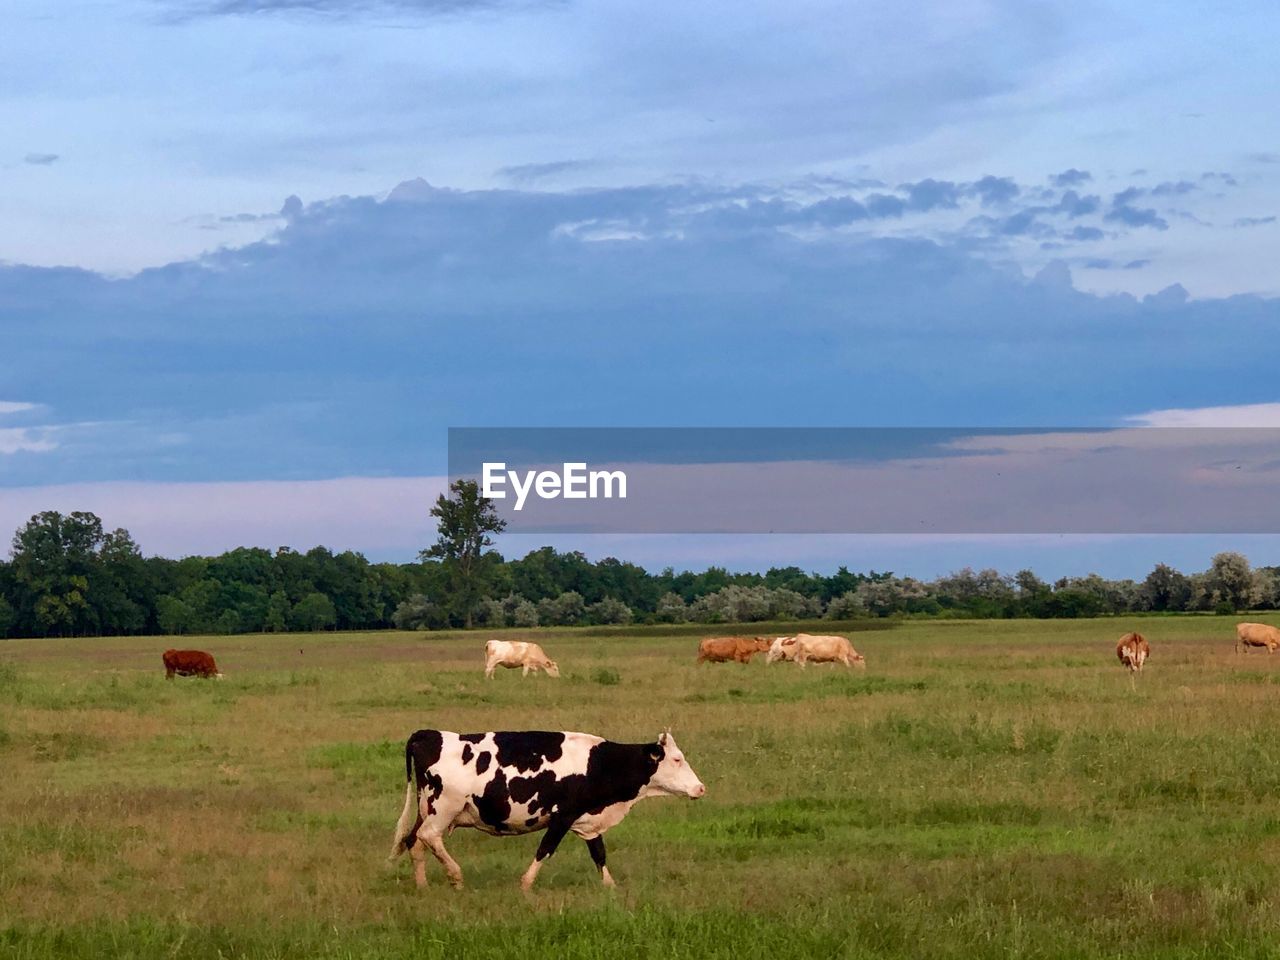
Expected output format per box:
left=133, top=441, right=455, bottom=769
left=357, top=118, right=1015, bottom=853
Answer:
left=4, top=617, right=1280, bottom=958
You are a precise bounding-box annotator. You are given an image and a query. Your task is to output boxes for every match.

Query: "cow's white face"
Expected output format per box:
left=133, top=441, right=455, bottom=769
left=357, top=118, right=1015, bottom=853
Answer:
left=544, top=660, right=561, bottom=678
left=648, top=732, right=706, bottom=798
left=765, top=637, right=792, bottom=664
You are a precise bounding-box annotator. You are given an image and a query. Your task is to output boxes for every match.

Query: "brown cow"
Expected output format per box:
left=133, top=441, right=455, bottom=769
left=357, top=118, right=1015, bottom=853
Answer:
left=1236, top=622, right=1280, bottom=654
left=696, top=636, right=771, bottom=664
left=1116, top=632, right=1150, bottom=672
left=162, top=649, right=222, bottom=679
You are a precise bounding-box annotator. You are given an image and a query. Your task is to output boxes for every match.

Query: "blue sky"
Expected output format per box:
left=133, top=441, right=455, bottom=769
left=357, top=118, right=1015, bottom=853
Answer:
left=3, top=0, right=1280, bottom=577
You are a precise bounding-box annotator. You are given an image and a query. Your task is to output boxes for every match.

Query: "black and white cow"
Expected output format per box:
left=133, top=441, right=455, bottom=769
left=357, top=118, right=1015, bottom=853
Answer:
left=388, top=729, right=706, bottom=890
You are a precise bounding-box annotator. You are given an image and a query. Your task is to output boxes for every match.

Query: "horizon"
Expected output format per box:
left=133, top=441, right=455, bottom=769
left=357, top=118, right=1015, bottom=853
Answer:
left=5, top=0, right=1280, bottom=576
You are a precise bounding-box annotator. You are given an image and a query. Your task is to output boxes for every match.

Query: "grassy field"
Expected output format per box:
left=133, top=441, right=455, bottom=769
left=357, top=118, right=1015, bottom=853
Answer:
left=5, top=616, right=1280, bottom=958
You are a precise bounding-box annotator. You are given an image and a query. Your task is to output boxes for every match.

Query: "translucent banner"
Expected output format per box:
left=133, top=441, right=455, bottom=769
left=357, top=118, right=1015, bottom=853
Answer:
left=448, top=427, right=1280, bottom=534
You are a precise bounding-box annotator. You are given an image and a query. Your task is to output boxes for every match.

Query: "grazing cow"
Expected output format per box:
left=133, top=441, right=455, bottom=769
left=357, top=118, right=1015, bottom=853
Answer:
left=790, top=634, right=866, bottom=669
left=484, top=640, right=560, bottom=679
left=1236, top=622, right=1280, bottom=654
left=388, top=729, right=706, bottom=890
left=696, top=636, right=771, bottom=664
left=1116, top=632, right=1150, bottom=672
left=162, top=649, right=222, bottom=679
left=765, top=636, right=798, bottom=664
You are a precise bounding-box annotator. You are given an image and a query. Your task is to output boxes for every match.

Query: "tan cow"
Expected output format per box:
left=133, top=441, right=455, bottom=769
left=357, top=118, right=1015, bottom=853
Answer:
left=484, top=640, right=560, bottom=679
left=1236, top=622, right=1280, bottom=654
left=696, top=636, right=771, bottom=664
left=791, top=633, right=866, bottom=669
left=765, top=636, right=798, bottom=664
left=1116, top=632, right=1150, bottom=672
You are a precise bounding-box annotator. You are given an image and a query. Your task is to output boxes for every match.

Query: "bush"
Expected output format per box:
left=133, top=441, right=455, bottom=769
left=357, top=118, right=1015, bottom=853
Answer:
left=392, top=594, right=445, bottom=631
left=475, top=598, right=506, bottom=627
left=826, top=591, right=866, bottom=619
left=536, top=591, right=585, bottom=626
left=591, top=667, right=621, bottom=686
left=510, top=599, right=540, bottom=628
left=587, top=597, right=633, bottom=625
left=655, top=592, right=689, bottom=623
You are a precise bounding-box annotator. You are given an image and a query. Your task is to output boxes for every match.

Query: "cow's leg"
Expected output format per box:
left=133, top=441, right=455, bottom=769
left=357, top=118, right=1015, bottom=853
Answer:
left=484, top=660, right=496, bottom=679
left=414, top=822, right=464, bottom=889
left=424, top=832, right=464, bottom=889
left=522, top=663, right=531, bottom=676
left=584, top=836, right=614, bottom=888
left=521, top=818, right=573, bottom=891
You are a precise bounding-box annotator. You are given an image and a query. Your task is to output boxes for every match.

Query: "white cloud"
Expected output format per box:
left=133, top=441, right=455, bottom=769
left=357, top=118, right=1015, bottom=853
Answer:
left=0, top=427, right=56, bottom=455
left=1126, top=402, right=1280, bottom=427
left=0, top=401, right=38, bottom=416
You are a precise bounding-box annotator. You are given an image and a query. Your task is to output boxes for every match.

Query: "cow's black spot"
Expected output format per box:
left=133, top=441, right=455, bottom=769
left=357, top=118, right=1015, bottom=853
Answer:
left=581, top=740, right=662, bottom=809
left=459, top=733, right=485, bottom=743
left=493, top=731, right=565, bottom=773
left=475, top=751, right=492, bottom=775
left=406, top=729, right=445, bottom=807
left=404, top=814, right=423, bottom=849
left=509, top=770, right=561, bottom=816
left=474, top=768, right=512, bottom=832
left=462, top=744, right=473, bottom=765
left=525, top=817, right=540, bottom=828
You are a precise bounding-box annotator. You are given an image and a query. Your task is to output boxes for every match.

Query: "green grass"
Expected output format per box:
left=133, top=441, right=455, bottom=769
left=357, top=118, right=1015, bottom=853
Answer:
left=5, top=616, right=1280, bottom=957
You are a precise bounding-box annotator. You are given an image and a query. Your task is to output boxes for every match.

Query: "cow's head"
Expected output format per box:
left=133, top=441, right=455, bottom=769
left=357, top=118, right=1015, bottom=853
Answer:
left=765, top=637, right=794, bottom=664
left=544, top=659, right=561, bottom=678
left=752, top=637, right=772, bottom=652
left=646, top=731, right=706, bottom=799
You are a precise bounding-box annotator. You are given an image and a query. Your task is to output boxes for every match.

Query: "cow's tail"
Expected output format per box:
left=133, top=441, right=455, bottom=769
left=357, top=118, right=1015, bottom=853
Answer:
left=388, top=740, right=418, bottom=861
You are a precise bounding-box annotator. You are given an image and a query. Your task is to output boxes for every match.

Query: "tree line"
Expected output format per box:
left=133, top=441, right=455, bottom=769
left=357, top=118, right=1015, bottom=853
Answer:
left=0, top=498, right=1277, bottom=639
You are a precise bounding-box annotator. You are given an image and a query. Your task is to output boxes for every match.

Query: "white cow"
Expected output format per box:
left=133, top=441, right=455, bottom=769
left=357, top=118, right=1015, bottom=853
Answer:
left=484, top=640, right=560, bottom=679
left=765, top=636, right=798, bottom=664
left=791, top=633, right=866, bottom=669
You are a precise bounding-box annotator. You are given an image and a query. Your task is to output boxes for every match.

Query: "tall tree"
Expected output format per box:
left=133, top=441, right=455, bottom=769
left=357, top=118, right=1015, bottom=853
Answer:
left=10, top=511, right=107, bottom=636
left=423, top=479, right=507, bottom=627
left=1206, top=552, right=1256, bottom=612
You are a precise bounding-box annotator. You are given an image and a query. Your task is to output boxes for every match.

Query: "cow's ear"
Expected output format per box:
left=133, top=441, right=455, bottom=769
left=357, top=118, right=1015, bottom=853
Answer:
left=658, top=728, right=670, bottom=745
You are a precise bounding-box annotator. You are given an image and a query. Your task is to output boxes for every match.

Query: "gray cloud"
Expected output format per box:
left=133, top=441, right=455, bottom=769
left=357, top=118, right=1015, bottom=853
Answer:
left=1082, top=258, right=1149, bottom=270
left=23, top=153, right=59, bottom=166
left=969, top=175, right=1020, bottom=207
left=496, top=160, right=602, bottom=185
left=1066, top=225, right=1105, bottom=242
left=3, top=173, right=1278, bottom=489
left=1105, top=205, right=1168, bottom=230
left=1050, top=168, right=1091, bottom=187
left=1234, top=215, right=1277, bottom=227
left=1150, top=180, right=1197, bottom=197
left=1055, top=190, right=1100, bottom=218
left=900, top=178, right=962, bottom=212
